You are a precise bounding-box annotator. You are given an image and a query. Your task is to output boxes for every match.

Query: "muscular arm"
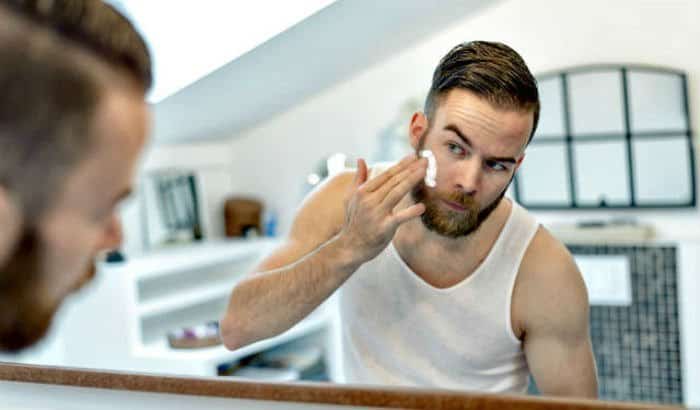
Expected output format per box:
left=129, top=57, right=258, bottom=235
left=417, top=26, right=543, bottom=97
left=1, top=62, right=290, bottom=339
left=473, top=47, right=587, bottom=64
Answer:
left=219, top=171, right=355, bottom=350
left=518, top=229, right=598, bottom=398
left=220, top=156, right=427, bottom=350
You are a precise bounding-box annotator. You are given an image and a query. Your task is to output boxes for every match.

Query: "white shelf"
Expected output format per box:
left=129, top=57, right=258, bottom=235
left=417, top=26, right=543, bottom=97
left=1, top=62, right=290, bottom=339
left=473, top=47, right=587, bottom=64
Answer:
left=117, top=238, right=279, bottom=282
left=58, top=236, right=330, bottom=377
left=136, top=309, right=330, bottom=367
left=138, top=280, right=236, bottom=318
left=547, top=223, right=655, bottom=245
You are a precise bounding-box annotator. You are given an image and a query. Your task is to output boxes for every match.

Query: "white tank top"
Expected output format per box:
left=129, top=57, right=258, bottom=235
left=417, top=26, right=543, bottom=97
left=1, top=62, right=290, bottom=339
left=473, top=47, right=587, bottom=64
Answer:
left=338, top=163, right=539, bottom=393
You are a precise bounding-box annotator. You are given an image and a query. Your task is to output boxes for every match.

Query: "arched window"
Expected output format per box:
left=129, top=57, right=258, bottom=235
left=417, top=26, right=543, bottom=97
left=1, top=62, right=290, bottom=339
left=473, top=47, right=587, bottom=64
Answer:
left=514, top=65, right=696, bottom=209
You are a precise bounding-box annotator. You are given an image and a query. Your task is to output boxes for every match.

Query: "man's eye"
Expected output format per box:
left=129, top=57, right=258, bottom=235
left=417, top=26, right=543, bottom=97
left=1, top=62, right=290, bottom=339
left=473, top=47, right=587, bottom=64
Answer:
left=447, top=143, right=465, bottom=155
left=487, top=161, right=507, bottom=171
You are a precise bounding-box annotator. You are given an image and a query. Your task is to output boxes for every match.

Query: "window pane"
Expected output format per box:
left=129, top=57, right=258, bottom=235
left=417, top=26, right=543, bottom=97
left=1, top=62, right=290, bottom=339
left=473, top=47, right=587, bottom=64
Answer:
left=574, top=141, right=630, bottom=206
left=628, top=71, right=687, bottom=133
left=533, top=76, right=565, bottom=140
left=633, top=137, right=692, bottom=204
left=569, top=70, right=626, bottom=137
left=518, top=143, right=570, bottom=205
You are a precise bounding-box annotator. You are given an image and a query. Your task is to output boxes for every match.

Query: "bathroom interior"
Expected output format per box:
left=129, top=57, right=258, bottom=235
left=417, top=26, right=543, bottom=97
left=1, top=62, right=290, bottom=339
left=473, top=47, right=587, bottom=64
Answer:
left=1, top=1, right=699, bottom=408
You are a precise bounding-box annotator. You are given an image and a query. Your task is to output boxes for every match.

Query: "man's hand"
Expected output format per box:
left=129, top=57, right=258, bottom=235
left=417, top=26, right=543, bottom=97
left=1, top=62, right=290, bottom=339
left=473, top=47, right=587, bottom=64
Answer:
left=338, top=154, right=427, bottom=265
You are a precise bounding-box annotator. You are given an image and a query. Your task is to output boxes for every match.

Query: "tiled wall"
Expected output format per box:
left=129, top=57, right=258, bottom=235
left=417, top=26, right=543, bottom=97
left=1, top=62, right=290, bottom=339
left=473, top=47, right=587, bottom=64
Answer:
left=570, top=245, right=683, bottom=404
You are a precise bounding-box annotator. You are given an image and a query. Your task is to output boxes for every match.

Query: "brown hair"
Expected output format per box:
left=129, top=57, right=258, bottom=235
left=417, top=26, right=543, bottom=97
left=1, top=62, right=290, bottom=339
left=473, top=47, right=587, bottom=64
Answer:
left=0, top=0, right=152, bottom=218
left=5, top=0, right=152, bottom=90
left=424, top=41, right=540, bottom=143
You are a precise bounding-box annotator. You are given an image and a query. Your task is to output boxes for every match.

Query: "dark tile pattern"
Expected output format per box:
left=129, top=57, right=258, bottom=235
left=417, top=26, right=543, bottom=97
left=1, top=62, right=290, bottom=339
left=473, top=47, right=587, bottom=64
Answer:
left=567, top=245, right=683, bottom=404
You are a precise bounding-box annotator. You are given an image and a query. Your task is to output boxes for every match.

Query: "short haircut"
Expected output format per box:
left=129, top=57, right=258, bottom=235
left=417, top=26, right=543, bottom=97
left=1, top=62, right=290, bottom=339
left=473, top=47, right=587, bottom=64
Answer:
left=424, top=41, right=540, bottom=143
left=0, top=0, right=152, bottom=218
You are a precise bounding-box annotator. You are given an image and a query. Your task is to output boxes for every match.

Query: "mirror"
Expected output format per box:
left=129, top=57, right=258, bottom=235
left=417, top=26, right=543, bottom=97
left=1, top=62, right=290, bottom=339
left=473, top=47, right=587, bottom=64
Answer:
left=2, top=1, right=698, bottom=409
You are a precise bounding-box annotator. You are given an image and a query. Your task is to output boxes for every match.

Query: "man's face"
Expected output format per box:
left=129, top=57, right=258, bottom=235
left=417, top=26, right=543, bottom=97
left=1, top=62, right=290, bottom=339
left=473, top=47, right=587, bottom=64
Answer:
left=0, top=85, right=149, bottom=351
left=410, top=89, right=533, bottom=238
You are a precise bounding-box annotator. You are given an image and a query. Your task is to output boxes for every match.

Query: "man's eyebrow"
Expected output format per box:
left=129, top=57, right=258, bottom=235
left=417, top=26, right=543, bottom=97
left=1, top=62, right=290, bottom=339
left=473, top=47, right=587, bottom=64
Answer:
left=444, top=124, right=472, bottom=148
left=444, top=124, right=517, bottom=164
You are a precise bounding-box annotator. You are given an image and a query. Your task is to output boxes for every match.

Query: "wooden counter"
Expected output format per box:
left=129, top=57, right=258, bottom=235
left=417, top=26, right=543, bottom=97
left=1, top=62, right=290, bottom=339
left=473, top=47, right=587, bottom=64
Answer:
left=0, top=362, right=684, bottom=409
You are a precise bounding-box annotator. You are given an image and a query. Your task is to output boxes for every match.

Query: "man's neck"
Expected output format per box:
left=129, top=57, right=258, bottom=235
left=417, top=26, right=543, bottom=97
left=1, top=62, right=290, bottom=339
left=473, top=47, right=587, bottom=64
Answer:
left=392, top=197, right=513, bottom=288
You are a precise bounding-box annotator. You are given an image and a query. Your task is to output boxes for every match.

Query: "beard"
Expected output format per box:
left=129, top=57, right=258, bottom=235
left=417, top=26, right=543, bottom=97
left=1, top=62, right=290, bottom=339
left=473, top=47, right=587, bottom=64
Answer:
left=411, top=135, right=510, bottom=238
left=411, top=181, right=506, bottom=238
left=0, top=228, right=96, bottom=352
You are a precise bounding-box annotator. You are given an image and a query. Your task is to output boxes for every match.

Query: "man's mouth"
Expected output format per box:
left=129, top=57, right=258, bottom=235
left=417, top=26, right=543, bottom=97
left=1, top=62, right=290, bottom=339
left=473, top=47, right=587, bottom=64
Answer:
left=442, top=199, right=466, bottom=211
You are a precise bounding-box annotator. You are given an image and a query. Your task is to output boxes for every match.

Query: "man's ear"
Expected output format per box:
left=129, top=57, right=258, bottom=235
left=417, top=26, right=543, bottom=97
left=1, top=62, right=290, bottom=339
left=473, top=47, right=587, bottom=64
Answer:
left=409, top=112, right=429, bottom=150
left=0, top=186, right=22, bottom=267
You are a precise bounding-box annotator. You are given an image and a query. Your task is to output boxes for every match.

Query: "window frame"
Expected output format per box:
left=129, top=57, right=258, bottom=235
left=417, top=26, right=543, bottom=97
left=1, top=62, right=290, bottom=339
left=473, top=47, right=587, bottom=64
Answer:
left=513, top=64, right=696, bottom=209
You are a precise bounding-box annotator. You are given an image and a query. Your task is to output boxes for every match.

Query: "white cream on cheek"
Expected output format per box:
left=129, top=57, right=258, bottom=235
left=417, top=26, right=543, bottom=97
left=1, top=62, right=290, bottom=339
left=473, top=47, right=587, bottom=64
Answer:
left=419, top=150, right=437, bottom=187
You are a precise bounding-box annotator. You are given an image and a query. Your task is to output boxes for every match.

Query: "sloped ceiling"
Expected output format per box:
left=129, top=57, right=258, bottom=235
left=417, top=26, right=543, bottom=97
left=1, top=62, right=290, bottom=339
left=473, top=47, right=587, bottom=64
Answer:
left=152, top=0, right=497, bottom=143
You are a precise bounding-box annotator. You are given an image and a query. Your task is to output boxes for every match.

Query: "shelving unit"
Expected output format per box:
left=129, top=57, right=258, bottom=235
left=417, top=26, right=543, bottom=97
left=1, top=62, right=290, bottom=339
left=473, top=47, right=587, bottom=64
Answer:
left=137, top=280, right=235, bottom=318
left=58, top=238, right=334, bottom=377
left=136, top=308, right=330, bottom=375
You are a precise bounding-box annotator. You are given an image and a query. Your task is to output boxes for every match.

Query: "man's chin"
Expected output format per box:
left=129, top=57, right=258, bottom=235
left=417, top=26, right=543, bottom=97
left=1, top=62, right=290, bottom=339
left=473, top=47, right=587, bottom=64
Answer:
left=0, top=303, right=55, bottom=352
left=419, top=208, right=479, bottom=238
left=72, top=264, right=97, bottom=292
left=0, top=265, right=97, bottom=352
left=419, top=194, right=505, bottom=239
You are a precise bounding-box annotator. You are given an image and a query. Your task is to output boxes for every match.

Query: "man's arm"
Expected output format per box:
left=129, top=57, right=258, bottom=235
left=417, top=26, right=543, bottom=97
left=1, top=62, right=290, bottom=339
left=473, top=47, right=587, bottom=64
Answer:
left=220, top=155, right=427, bottom=350
left=518, top=229, right=598, bottom=398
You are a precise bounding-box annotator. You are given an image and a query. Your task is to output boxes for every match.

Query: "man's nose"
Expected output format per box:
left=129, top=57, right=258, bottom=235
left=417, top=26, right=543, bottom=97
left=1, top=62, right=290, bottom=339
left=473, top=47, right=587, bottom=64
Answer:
left=454, top=156, right=482, bottom=195
left=98, top=214, right=123, bottom=252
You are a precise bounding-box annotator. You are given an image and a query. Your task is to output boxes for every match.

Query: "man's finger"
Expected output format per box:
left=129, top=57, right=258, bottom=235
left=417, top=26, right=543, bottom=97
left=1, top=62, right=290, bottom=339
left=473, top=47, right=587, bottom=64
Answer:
left=361, top=153, right=417, bottom=193
left=379, top=160, right=426, bottom=209
left=392, top=202, right=426, bottom=226
left=355, top=158, right=368, bottom=187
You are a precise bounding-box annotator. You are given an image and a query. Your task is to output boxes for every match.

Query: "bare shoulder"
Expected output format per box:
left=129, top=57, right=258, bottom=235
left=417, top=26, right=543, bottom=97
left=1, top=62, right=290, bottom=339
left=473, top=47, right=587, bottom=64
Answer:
left=254, top=171, right=354, bottom=272
left=513, top=226, right=590, bottom=336
left=256, top=165, right=390, bottom=272
left=289, top=164, right=388, bottom=242
left=290, top=171, right=354, bottom=234
left=520, top=226, right=580, bottom=284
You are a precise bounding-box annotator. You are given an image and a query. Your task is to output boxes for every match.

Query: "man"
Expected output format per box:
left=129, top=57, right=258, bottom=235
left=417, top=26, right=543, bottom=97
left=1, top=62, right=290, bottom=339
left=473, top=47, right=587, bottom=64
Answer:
left=222, top=41, right=598, bottom=397
left=0, top=0, right=151, bottom=351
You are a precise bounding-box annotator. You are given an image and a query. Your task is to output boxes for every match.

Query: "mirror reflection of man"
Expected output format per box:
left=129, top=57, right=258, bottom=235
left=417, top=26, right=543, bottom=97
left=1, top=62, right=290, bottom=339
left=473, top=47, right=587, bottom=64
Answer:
left=0, top=0, right=151, bottom=351
left=222, top=41, right=598, bottom=397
